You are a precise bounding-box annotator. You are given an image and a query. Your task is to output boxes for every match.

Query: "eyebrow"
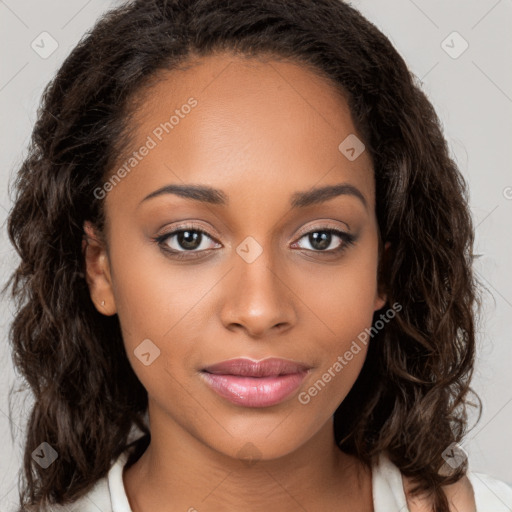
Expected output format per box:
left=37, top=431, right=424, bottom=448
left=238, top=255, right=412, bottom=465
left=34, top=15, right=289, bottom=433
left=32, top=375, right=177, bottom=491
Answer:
left=139, top=182, right=367, bottom=209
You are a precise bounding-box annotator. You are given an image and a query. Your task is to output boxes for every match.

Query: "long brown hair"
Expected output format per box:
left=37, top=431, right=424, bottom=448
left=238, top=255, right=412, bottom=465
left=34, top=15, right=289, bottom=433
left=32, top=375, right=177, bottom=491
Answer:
left=3, top=1, right=482, bottom=510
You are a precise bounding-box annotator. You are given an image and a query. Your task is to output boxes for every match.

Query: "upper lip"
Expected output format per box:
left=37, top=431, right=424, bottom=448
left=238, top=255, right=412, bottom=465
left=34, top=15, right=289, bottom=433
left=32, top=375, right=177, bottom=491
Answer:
left=202, top=357, right=311, bottom=377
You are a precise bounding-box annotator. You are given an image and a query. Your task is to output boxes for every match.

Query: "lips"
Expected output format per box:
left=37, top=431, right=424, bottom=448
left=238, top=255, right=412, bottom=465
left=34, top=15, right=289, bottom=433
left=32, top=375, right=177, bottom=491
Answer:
left=200, top=357, right=311, bottom=408
left=202, top=357, right=311, bottom=377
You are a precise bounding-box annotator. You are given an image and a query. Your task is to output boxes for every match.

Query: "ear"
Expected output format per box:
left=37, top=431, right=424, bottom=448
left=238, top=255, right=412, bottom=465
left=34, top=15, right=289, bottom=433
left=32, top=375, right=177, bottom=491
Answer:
left=82, top=220, right=117, bottom=316
left=374, top=240, right=391, bottom=312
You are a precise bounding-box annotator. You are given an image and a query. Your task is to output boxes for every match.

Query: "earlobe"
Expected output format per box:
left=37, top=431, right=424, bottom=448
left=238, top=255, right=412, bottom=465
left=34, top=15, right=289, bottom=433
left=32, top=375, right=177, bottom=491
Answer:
left=374, top=294, right=387, bottom=312
left=374, top=293, right=387, bottom=312
left=375, top=241, right=391, bottom=311
left=82, top=220, right=117, bottom=316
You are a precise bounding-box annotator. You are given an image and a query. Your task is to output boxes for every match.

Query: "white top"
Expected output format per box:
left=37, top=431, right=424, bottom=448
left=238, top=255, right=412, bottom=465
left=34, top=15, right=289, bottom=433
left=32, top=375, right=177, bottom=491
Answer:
left=48, top=448, right=512, bottom=511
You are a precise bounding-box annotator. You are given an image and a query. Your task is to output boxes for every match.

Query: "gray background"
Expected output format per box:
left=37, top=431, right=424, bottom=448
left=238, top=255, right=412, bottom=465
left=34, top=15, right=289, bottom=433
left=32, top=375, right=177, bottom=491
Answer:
left=1, top=0, right=511, bottom=508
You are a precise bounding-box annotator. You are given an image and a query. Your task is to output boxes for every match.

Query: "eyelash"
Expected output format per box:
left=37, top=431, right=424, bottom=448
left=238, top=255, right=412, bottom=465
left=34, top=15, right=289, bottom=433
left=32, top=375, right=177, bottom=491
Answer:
left=152, top=224, right=356, bottom=260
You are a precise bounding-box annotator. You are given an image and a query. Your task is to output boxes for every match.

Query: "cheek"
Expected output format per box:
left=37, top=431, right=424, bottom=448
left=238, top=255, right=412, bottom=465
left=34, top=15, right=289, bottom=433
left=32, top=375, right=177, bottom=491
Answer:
left=107, top=232, right=239, bottom=412
left=298, top=242, right=380, bottom=344
left=107, top=227, right=213, bottom=344
left=298, top=344, right=368, bottom=418
left=295, top=243, right=379, bottom=406
left=297, top=300, right=372, bottom=418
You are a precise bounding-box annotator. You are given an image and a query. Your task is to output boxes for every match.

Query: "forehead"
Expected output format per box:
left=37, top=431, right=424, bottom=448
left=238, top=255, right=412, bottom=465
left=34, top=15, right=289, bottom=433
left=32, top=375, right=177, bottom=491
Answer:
left=107, top=52, right=375, bottom=211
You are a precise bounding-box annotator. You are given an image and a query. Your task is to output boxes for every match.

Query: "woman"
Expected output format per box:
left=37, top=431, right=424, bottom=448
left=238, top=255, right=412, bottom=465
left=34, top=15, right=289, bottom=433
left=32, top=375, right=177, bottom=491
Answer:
left=4, top=0, right=512, bottom=511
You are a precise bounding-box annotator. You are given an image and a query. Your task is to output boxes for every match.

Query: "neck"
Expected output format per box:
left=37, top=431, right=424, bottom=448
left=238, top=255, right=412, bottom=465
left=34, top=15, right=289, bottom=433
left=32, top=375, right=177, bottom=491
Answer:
left=123, top=404, right=373, bottom=512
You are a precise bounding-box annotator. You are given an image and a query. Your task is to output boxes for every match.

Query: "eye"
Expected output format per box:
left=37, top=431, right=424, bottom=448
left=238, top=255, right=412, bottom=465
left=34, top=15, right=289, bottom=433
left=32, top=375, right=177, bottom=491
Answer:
left=153, top=224, right=221, bottom=259
left=152, top=224, right=356, bottom=261
left=292, top=227, right=356, bottom=254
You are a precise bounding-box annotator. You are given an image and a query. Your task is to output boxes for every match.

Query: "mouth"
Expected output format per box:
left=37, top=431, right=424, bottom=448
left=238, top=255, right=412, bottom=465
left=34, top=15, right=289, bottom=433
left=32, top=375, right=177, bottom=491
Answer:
left=199, top=357, right=311, bottom=408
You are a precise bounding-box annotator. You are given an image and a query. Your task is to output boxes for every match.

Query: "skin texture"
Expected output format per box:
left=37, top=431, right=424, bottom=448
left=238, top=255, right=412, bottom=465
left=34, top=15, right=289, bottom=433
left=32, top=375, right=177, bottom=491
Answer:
left=83, top=53, right=474, bottom=511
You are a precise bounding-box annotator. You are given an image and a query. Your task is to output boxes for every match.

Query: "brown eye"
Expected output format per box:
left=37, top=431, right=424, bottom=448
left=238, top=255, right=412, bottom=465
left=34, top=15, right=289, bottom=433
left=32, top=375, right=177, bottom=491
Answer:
left=154, top=226, right=221, bottom=257
left=293, top=228, right=355, bottom=253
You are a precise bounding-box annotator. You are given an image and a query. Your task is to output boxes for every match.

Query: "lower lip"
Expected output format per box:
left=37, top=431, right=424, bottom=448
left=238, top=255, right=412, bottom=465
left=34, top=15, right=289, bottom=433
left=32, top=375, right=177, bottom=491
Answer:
left=200, top=371, right=309, bottom=408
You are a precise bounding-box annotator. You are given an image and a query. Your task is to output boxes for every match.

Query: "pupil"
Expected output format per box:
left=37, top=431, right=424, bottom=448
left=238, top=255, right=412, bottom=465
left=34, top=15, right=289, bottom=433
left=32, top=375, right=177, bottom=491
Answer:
left=310, top=231, right=331, bottom=250
left=178, top=230, right=201, bottom=250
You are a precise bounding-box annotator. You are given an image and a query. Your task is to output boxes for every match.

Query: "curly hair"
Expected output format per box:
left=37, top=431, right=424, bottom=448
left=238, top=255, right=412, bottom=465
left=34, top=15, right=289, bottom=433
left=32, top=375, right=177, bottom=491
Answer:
left=3, top=0, right=483, bottom=510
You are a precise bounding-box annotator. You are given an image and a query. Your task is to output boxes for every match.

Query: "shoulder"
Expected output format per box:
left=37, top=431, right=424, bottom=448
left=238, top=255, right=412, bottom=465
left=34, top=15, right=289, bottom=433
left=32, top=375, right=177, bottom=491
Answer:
left=403, top=471, right=512, bottom=512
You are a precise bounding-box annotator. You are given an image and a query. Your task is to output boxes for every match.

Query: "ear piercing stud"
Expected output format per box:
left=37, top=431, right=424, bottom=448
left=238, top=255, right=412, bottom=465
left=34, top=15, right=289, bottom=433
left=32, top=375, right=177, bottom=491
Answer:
left=100, top=300, right=105, bottom=307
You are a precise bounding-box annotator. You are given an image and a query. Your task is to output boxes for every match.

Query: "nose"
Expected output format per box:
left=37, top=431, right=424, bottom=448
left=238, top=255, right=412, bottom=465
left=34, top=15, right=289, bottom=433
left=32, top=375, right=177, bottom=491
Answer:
left=219, top=247, right=297, bottom=339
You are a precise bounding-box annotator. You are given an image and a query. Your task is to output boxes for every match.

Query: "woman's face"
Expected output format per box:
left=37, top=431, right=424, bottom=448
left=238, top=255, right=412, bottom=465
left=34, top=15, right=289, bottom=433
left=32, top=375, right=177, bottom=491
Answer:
left=85, top=52, right=387, bottom=461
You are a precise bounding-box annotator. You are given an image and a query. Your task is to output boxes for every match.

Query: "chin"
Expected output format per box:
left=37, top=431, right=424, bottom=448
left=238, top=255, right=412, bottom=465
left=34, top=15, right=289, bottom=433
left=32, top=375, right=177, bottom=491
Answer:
left=204, top=423, right=315, bottom=464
